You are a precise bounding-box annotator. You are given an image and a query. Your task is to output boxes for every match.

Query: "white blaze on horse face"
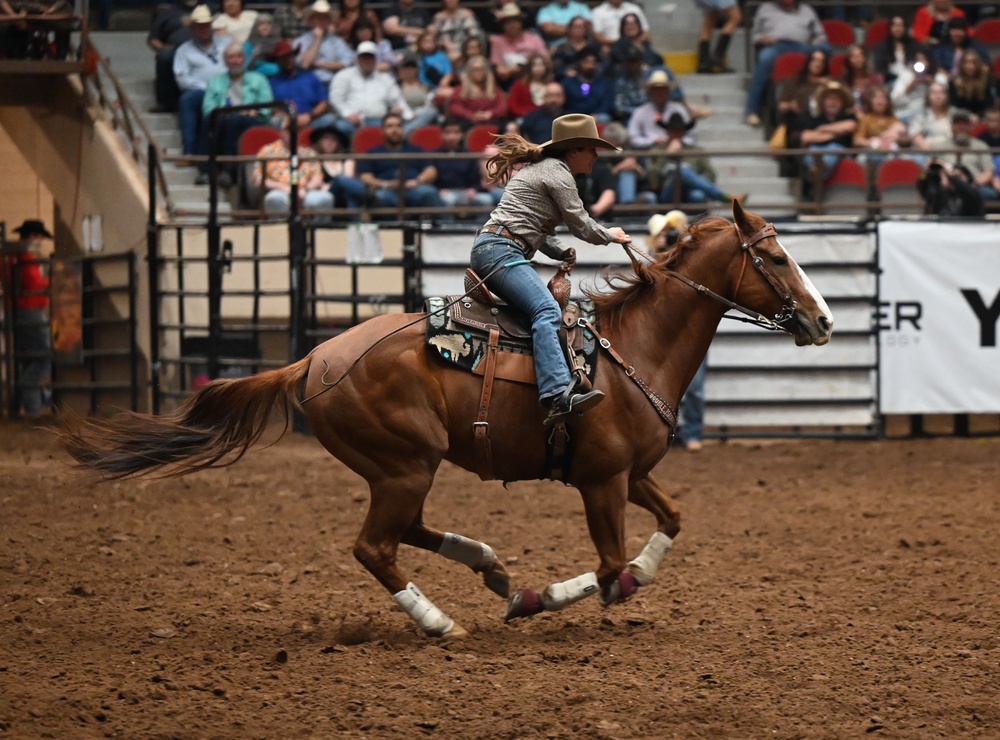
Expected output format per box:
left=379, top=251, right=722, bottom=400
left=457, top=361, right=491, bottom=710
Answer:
left=777, top=238, right=833, bottom=333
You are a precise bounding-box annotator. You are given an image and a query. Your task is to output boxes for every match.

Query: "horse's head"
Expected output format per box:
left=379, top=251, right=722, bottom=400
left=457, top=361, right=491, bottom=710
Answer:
left=729, top=200, right=833, bottom=346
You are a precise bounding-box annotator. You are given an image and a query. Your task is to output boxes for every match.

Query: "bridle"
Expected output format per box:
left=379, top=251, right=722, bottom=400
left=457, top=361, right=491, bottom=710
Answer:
left=655, top=222, right=798, bottom=333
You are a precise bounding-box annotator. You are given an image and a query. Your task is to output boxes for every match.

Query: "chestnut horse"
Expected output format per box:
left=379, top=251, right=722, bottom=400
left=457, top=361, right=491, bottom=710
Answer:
left=62, top=202, right=833, bottom=639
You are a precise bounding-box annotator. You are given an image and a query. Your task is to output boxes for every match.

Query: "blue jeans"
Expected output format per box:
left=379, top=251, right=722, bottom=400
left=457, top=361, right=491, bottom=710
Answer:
left=470, top=233, right=570, bottom=402
left=328, top=174, right=366, bottom=210
left=809, top=142, right=845, bottom=180
left=660, top=164, right=727, bottom=203
left=178, top=88, right=206, bottom=155
left=678, top=357, right=707, bottom=443
left=14, top=308, right=51, bottom=416
left=746, top=41, right=830, bottom=117
left=372, top=183, right=443, bottom=208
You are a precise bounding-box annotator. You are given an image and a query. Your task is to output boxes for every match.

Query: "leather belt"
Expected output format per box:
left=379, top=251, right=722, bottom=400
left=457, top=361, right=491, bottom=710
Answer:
left=477, top=224, right=531, bottom=253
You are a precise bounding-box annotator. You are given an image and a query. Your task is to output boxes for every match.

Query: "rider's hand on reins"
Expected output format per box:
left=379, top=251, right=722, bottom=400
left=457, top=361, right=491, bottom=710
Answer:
left=608, top=227, right=632, bottom=245
left=559, top=247, right=577, bottom=269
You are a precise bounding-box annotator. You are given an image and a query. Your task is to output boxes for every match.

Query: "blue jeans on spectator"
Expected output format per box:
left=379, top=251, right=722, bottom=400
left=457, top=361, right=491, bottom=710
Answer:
left=328, top=175, right=367, bottom=210
left=178, top=88, right=206, bottom=155
left=679, top=356, right=707, bottom=444
left=14, top=308, right=51, bottom=416
left=438, top=188, right=495, bottom=219
left=371, top=183, right=443, bottom=209
left=264, top=189, right=335, bottom=213
left=618, top=170, right=657, bottom=205
left=809, top=142, right=845, bottom=180
left=746, top=41, right=830, bottom=117
left=660, top=164, right=727, bottom=203
left=471, top=233, right=570, bottom=402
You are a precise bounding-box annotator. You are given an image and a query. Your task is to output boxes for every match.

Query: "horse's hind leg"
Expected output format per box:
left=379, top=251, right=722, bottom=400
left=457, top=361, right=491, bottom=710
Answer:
left=353, top=475, right=469, bottom=640
left=625, top=474, right=680, bottom=587
left=402, top=516, right=511, bottom=598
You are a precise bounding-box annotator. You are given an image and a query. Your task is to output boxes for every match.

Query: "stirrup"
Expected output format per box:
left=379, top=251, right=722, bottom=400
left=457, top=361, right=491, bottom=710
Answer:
left=543, top=388, right=605, bottom=426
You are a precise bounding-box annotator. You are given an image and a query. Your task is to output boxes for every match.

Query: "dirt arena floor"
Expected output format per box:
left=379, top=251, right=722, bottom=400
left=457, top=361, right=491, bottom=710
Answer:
left=1, top=420, right=998, bottom=739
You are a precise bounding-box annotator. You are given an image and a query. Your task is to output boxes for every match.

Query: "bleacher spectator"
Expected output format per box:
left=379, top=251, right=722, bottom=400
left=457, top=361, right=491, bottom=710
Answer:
left=695, top=0, right=741, bottom=74
left=777, top=48, right=829, bottom=124
left=574, top=151, right=618, bottom=218
left=172, top=5, right=230, bottom=157
left=447, top=53, right=508, bottom=126
left=397, top=52, right=441, bottom=130
left=433, top=0, right=484, bottom=64
left=535, top=0, right=591, bottom=47
left=976, top=107, right=1000, bottom=181
left=489, top=3, right=548, bottom=89
left=295, top=0, right=353, bottom=84
left=357, top=113, right=444, bottom=211
left=0, top=0, right=71, bottom=59
left=508, top=52, right=553, bottom=118
left=600, top=120, right=657, bottom=209
left=912, top=0, right=965, bottom=47
left=433, top=118, right=495, bottom=216
left=550, top=15, right=601, bottom=80
left=891, top=50, right=945, bottom=124
left=147, top=0, right=196, bottom=114
left=213, top=0, right=257, bottom=45
left=590, top=0, right=649, bottom=48
left=840, top=44, right=884, bottom=112
left=933, top=18, right=989, bottom=77
left=948, top=50, right=995, bottom=119
left=561, top=47, right=612, bottom=121
left=273, top=0, right=311, bottom=40
left=415, top=29, right=453, bottom=90
left=649, top=112, right=738, bottom=205
left=267, top=38, right=337, bottom=129
left=626, top=70, right=683, bottom=148
left=348, top=16, right=395, bottom=72
left=911, top=80, right=954, bottom=149
left=788, top=80, right=857, bottom=185
left=744, top=0, right=828, bottom=128
left=382, top=0, right=430, bottom=50
left=329, top=41, right=414, bottom=138
left=335, top=0, right=381, bottom=41
left=521, top=80, right=566, bottom=143
left=917, top=158, right=984, bottom=215
left=925, top=109, right=997, bottom=201
left=612, top=46, right=652, bottom=122
left=853, top=85, right=908, bottom=157
left=254, top=123, right=333, bottom=212
left=310, top=125, right=367, bottom=211
left=873, top=15, right=924, bottom=86
left=196, top=42, right=273, bottom=186
left=244, top=13, right=281, bottom=76
left=608, top=12, right=663, bottom=75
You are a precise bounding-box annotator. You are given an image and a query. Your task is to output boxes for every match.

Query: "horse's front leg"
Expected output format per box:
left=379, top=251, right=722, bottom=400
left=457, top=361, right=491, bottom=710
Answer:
left=402, top=516, right=511, bottom=598
left=625, top=474, right=679, bottom=587
left=504, top=474, right=632, bottom=621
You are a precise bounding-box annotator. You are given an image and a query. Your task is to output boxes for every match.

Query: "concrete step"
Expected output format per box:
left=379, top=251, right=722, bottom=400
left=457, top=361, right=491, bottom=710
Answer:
left=679, top=73, right=749, bottom=94
left=712, top=158, right=786, bottom=179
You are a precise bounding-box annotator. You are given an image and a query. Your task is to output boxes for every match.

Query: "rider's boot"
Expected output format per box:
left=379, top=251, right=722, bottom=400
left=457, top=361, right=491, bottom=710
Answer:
left=543, top=381, right=605, bottom=425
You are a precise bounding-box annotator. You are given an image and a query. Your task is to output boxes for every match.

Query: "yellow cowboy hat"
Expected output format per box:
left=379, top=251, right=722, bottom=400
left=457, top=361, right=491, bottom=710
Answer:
left=646, top=210, right=688, bottom=248
left=541, top=114, right=619, bottom=152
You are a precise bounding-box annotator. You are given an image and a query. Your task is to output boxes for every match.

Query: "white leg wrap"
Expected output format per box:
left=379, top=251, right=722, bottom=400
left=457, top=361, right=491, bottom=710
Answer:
left=438, top=532, right=497, bottom=572
left=540, top=572, right=599, bottom=612
left=393, top=582, right=454, bottom=637
left=628, top=532, right=674, bottom=586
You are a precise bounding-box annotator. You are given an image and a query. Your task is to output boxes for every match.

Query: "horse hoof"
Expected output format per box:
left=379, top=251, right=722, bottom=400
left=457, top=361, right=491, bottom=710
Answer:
left=440, top=623, right=470, bottom=641
left=502, top=588, right=544, bottom=622
left=482, top=561, right=510, bottom=598
left=599, top=572, right=640, bottom=606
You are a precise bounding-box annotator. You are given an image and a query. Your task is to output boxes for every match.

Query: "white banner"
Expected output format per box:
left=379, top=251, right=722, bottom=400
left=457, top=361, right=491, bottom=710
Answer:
left=879, top=222, right=1000, bottom=413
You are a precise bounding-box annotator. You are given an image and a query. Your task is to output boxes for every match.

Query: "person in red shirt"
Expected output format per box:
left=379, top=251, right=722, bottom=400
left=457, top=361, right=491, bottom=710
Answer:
left=2, top=219, right=53, bottom=418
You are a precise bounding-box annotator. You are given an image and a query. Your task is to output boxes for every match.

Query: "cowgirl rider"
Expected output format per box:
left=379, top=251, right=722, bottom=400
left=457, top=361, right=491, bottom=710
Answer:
left=472, top=113, right=633, bottom=424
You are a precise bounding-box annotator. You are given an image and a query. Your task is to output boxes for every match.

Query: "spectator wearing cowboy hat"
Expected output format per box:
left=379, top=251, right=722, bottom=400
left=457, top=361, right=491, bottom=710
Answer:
left=294, top=0, right=354, bottom=84
left=172, top=4, right=231, bottom=157
left=2, top=219, right=54, bottom=418
left=328, top=40, right=414, bottom=140
left=310, top=124, right=367, bottom=213
left=787, top=79, right=857, bottom=184
left=147, top=0, right=198, bottom=113
left=626, top=70, right=692, bottom=149
left=489, top=3, right=549, bottom=88
left=267, top=38, right=337, bottom=130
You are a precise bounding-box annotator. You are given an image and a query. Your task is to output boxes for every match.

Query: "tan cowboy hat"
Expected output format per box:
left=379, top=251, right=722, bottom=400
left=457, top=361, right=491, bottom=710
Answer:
left=188, top=4, right=214, bottom=24
left=814, top=80, right=853, bottom=109
left=497, top=2, right=525, bottom=20
left=646, top=210, right=688, bottom=248
left=306, top=0, right=333, bottom=16
left=541, top=114, right=619, bottom=152
left=646, top=69, right=672, bottom=88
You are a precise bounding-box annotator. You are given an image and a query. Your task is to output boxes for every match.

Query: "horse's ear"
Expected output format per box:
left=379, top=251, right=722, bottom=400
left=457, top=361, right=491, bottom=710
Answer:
left=732, top=197, right=748, bottom=228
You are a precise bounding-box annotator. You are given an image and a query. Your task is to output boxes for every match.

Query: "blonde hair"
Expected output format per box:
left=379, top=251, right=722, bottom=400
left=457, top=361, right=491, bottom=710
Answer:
left=458, top=54, right=498, bottom=100
left=485, top=132, right=547, bottom=185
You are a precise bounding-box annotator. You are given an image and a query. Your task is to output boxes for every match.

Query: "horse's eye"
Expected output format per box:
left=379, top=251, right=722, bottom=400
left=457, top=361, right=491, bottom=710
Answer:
left=772, top=256, right=788, bottom=266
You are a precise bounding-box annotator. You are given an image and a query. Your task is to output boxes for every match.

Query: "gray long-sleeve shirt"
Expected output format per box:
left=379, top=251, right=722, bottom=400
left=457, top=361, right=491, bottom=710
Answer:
left=485, top=156, right=613, bottom=260
left=750, top=1, right=826, bottom=47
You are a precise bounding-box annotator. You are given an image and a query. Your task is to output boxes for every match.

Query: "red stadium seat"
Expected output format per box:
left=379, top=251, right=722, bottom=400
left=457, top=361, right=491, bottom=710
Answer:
left=466, top=124, right=499, bottom=152
left=876, top=158, right=924, bottom=213
left=408, top=124, right=444, bottom=152
left=973, top=17, right=1000, bottom=43
left=821, top=158, right=868, bottom=210
left=992, top=54, right=1000, bottom=79
left=772, top=52, right=807, bottom=84
left=864, top=19, right=889, bottom=50
left=829, top=52, right=846, bottom=79
left=822, top=19, right=856, bottom=49
left=351, top=125, right=385, bottom=153
left=298, top=126, right=313, bottom=149
left=238, top=125, right=281, bottom=156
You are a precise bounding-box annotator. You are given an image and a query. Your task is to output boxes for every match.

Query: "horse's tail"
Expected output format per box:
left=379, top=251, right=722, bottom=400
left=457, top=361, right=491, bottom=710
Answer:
left=61, top=356, right=313, bottom=481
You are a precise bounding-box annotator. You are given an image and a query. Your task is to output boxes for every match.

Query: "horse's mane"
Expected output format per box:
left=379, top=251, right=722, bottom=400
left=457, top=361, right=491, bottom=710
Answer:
left=583, top=217, right=736, bottom=325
